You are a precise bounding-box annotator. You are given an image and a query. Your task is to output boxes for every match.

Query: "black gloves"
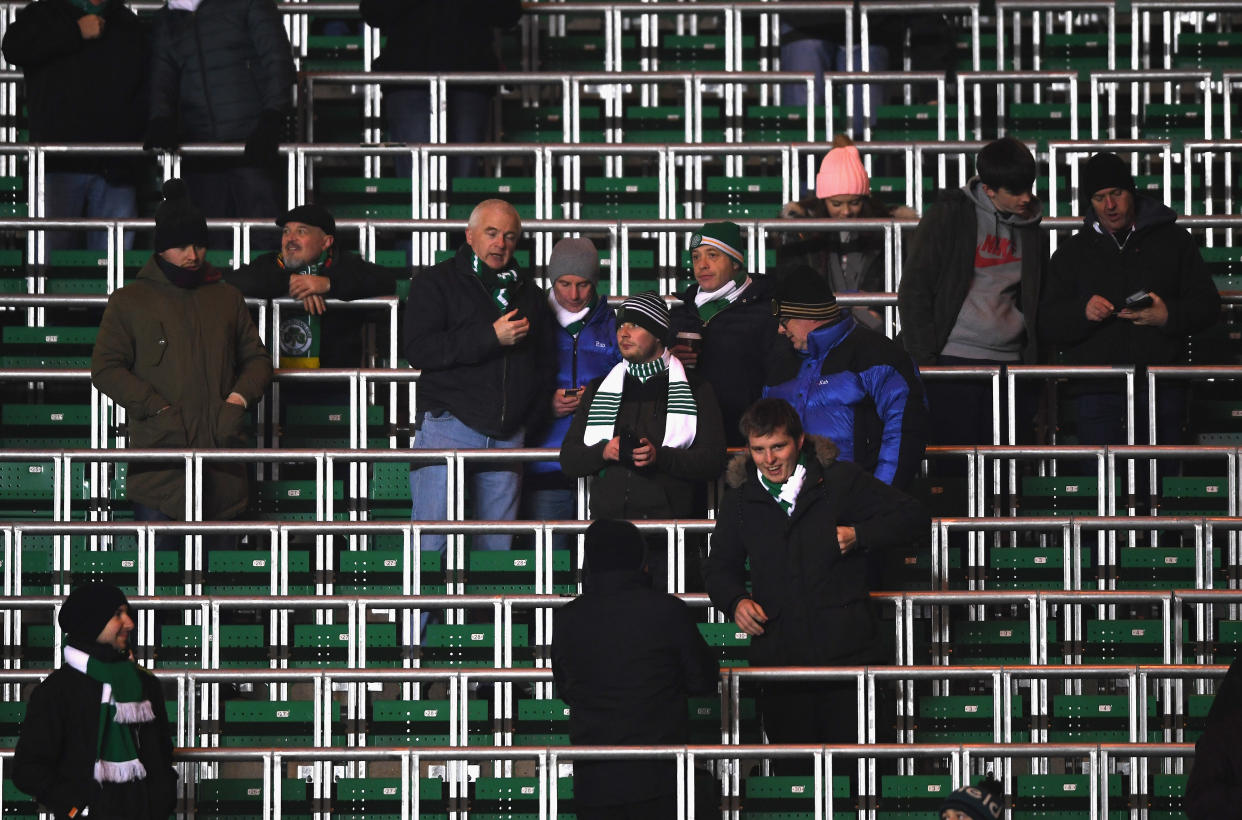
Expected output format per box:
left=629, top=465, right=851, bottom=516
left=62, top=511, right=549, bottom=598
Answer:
left=143, top=116, right=179, bottom=152
left=244, top=109, right=286, bottom=167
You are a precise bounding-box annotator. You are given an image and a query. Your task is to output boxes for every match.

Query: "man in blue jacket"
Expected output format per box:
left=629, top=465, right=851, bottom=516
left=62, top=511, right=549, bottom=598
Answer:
left=764, top=264, right=927, bottom=490
left=524, top=237, right=620, bottom=547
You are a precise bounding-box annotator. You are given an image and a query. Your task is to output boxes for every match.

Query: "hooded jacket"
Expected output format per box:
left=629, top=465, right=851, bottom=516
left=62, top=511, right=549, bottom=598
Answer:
left=2, top=0, right=146, bottom=161
left=551, top=567, right=718, bottom=807
left=13, top=641, right=177, bottom=820
left=91, top=256, right=272, bottom=520
left=705, top=436, right=929, bottom=667
left=1038, top=195, right=1220, bottom=367
left=898, top=181, right=1047, bottom=365
left=559, top=367, right=727, bottom=521
left=668, top=275, right=780, bottom=447
left=224, top=249, right=398, bottom=369
left=763, top=314, right=927, bottom=489
left=148, top=0, right=294, bottom=141
left=526, top=295, right=621, bottom=474
left=403, top=244, right=550, bottom=439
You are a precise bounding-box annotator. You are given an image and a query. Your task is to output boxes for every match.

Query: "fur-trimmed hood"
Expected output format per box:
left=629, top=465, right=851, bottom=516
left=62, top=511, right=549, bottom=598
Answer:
left=725, top=434, right=839, bottom=489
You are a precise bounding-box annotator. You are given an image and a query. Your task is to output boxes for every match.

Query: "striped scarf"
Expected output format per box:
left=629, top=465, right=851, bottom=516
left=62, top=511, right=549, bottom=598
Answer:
left=64, top=645, right=154, bottom=784
left=583, top=349, right=697, bottom=449
left=473, top=252, right=520, bottom=312
left=757, top=455, right=808, bottom=516
left=694, top=274, right=752, bottom=324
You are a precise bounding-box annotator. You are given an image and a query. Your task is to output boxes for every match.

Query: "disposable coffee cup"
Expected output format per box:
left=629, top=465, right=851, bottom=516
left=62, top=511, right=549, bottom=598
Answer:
left=676, top=331, right=703, bottom=361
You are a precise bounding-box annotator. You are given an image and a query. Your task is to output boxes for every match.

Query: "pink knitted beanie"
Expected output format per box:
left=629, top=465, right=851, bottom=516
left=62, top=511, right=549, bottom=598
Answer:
left=815, top=145, right=871, bottom=198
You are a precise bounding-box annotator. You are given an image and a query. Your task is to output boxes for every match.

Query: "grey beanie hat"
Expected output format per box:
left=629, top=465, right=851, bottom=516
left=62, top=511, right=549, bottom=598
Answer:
left=548, top=237, right=601, bottom=286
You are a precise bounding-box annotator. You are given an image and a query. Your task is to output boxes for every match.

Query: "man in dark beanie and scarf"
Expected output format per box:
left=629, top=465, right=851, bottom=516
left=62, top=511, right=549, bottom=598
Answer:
left=14, top=583, right=177, bottom=819
left=91, top=179, right=272, bottom=536
left=939, top=774, right=1004, bottom=820
left=551, top=519, right=719, bottom=820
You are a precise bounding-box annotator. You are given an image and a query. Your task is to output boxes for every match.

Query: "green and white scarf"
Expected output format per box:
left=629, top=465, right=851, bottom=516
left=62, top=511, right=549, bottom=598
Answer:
left=757, top=455, right=807, bottom=516
left=583, top=349, right=697, bottom=449
left=694, top=274, right=751, bottom=324
left=473, top=252, right=520, bottom=312
left=548, top=289, right=595, bottom=336
left=64, top=645, right=154, bottom=784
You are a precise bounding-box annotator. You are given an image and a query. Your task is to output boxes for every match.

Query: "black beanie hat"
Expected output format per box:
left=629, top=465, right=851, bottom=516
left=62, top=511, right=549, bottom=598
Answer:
left=939, top=774, right=1004, bottom=820
left=154, top=178, right=208, bottom=253
left=58, top=582, right=129, bottom=641
left=584, top=519, right=647, bottom=574
left=616, top=291, right=672, bottom=345
left=772, top=264, right=841, bottom=324
left=1082, top=152, right=1136, bottom=198
left=277, top=202, right=336, bottom=236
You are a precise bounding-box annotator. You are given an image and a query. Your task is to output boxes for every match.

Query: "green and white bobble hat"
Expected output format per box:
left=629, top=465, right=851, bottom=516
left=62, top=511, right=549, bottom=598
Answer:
left=689, top=221, right=745, bottom=265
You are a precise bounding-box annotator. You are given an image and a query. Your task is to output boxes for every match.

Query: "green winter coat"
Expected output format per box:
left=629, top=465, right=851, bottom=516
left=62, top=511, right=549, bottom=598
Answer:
left=91, top=257, right=272, bottom=520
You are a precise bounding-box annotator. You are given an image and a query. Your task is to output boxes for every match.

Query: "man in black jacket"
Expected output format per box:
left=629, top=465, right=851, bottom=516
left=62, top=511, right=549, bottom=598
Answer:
left=225, top=203, right=397, bottom=374
left=552, top=519, right=719, bottom=820
left=144, top=0, right=295, bottom=231
left=560, top=291, right=727, bottom=592
left=669, top=220, right=779, bottom=447
left=404, top=198, right=548, bottom=555
left=359, top=0, right=522, bottom=181
left=704, top=398, right=928, bottom=753
left=1039, top=152, right=1220, bottom=455
left=2, top=0, right=146, bottom=251
left=14, top=583, right=177, bottom=820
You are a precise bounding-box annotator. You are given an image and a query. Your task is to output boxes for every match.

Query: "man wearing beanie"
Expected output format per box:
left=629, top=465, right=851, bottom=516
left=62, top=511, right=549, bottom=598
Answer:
left=899, top=137, right=1047, bottom=453
left=551, top=519, right=718, bottom=819
left=225, top=203, right=397, bottom=389
left=1039, top=152, right=1219, bottom=458
left=523, top=237, right=620, bottom=546
left=776, top=135, right=918, bottom=332
left=765, top=264, right=927, bottom=491
left=939, top=774, right=1004, bottom=820
left=561, top=291, right=726, bottom=591
left=670, top=220, right=780, bottom=447
left=91, top=179, right=272, bottom=530
left=704, top=398, right=928, bottom=765
left=14, top=583, right=176, bottom=819
left=404, top=199, right=550, bottom=558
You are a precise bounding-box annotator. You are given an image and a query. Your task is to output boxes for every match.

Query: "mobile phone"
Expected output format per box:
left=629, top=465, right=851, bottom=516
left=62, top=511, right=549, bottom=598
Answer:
left=1121, top=290, right=1154, bottom=312
left=564, top=387, right=581, bottom=397
left=617, top=427, right=643, bottom=464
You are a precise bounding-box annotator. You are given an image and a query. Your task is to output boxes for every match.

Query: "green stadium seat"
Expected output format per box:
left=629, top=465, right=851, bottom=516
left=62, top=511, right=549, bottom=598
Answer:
left=203, top=548, right=314, bottom=597
left=220, top=698, right=342, bottom=747
left=1080, top=618, right=1188, bottom=665
left=1011, top=773, right=1123, bottom=820
left=914, top=694, right=1028, bottom=743
left=465, top=549, right=574, bottom=594
left=252, top=479, right=345, bottom=522
left=68, top=547, right=182, bottom=595
left=1, top=778, right=39, bottom=820
left=0, top=701, right=25, bottom=748
left=1019, top=476, right=1108, bottom=517
left=291, top=621, right=401, bottom=667
left=1160, top=476, right=1231, bottom=516
left=701, top=176, right=783, bottom=220
left=0, top=460, right=87, bottom=520
left=698, top=622, right=751, bottom=668
left=317, top=176, right=413, bottom=220
left=448, top=178, right=543, bottom=221
left=471, top=776, right=572, bottom=820
left=872, top=104, right=957, bottom=142
left=877, top=774, right=953, bottom=819
left=192, top=778, right=312, bottom=819
left=367, top=698, right=491, bottom=746
left=421, top=623, right=532, bottom=668
left=1048, top=693, right=1160, bottom=742
left=336, top=548, right=445, bottom=595
left=1149, top=773, right=1189, bottom=820
left=951, top=619, right=1053, bottom=665
left=0, top=326, right=96, bottom=368
left=514, top=697, right=570, bottom=745
left=578, top=176, right=661, bottom=220
left=280, top=404, right=386, bottom=449
left=1174, top=31, right=1242, bottom=70
left=743, top=774, right=854, bottom=819
left=332, top=776, right=448, bottom=820
left=0, top=403, right=91, bottom=448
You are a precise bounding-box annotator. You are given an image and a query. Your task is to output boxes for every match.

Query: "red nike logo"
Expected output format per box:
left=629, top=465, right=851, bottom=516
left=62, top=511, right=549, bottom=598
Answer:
left=975, top=235, right=1021, bottom=267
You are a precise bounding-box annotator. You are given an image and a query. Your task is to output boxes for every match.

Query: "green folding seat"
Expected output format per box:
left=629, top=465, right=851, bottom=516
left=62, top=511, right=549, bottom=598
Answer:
left=281, top=404, right=385, bottom=449
left=317, top=176, right=413, bottom=220
left=1115, top=544, right=1211, bottom=590
left=579, top=176, right=661, bottom=219
left=367, top=461, right=413, bottom=525
left=877, top=774, right=953, bottom=820
left=333, top=776, right=448, bottom=820
left=1008, top=103, right=1089, bottom=144
left=0, top=403, right=91, bottom=448
left=192, top=777, right=312, bottom=820
left=336, top=548, right=445, bottom=595
left=1, top=779, right=39, bottom=820
left=422, top=623, right=532, bottom=668
left=0, top=460, right=88, bottom=520
left=448, top=178, right=543, bottom=221
left=952, top=618, right=1052, bottom=666
left=0, top=543, right=55, bottom=594
left=465, top=549, right=574, bottom=594
left=601, top=248, right=659, bottom=296
left=0, top=175, right=26, bottom=218
left=659, top=33, right=759, bottom=71
left=1160, top=476, right=1230, bottom=516
left=1041, top=32, right=1130, bottom=76
left=0, top=701, right=26, bottom=747
left=302, top=33, right=364, bottom=71
left=220, top=698, right=342, bottom=747
left=367, top=698, right=490, bottom=747
left=743, top=774, right=855, bottom=819
left=872, top=104, right=957, bottom=142
left=1048, top=693, right=1160, bottom=742
left=914, top=694, right=1027, bottom=743
left=218, top=624, right=270, bottom=668
left=1183, top=693, right=1213, bottom=743
left=702, top=176, right=783, bottom=220
left=1081, top=618, right=1189, bottom=665
left=203, top=548, right=313, bottom=596
left=1149, top=773, right=1189, bottom=820
left=745, top=105, right=812, bottom=143
left=626, top=104, right=724, bottom=144
left=514, top=698, right=570, bottom=745
left=539, top=33, right=635, bottom=72
left=1011, top=773, right=1124, bottom=820
left=1216, top=620, right=1242, bottom=655
left=1189, top=394, right=1242, bottom=441
left=291, top=621, right=401, bottom=668
left=471, top=777, right=573, bottom=820
left=1174, top=31, right=1242, bottom=70
left=698, top=622, right=751, bottom=668
left=0, top=326, right=97, bottom=368
left=1019, top=476, right=1109, bottom=517
left=688, top=696, right=724, bottom=744
left=504, top=102, right=603, bottom=143
left=68, top=547, right=181, bottom=595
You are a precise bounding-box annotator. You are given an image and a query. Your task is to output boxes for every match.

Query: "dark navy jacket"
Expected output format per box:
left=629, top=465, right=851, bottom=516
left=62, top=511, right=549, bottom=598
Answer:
left=764, top=315, right=927, bottom=489
left=526, top=297, right=621, bottom=475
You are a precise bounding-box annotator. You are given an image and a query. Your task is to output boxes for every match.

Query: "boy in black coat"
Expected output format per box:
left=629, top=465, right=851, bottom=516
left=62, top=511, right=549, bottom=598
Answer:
left=14, top=583, right=177, bottom=820
left=552, top=519, right=719, bottom=820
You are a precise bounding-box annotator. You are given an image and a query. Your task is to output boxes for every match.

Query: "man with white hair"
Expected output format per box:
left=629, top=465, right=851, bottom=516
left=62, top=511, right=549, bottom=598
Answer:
left=404, top=199, right=550, bottom=556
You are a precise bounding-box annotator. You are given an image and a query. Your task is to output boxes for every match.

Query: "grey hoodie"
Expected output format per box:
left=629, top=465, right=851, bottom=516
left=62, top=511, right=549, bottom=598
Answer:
left=941, top=178, right=1044, bottom=360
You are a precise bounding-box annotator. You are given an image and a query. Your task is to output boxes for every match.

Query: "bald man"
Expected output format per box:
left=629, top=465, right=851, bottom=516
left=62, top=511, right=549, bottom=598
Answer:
left=403, top=199, right=550, bottom=556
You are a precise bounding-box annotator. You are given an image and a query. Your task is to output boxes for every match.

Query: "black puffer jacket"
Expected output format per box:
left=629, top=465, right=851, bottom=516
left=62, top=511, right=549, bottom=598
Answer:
left=1038, top=196, right=1220, bottom=367
left=149, top=0, right=294, bottom=141
left=669, top=275, right=779, bottom=446
left=403, top=244, right=550, bottom=439
left=13, top=643, right=177, bottom=820
left=2, top=0, right=146, bottom=151
left=359, top=0, right=522, bottom=72
left=705, top=436, right=929, bottom=667
left=552, top=568, right=718, bottom=807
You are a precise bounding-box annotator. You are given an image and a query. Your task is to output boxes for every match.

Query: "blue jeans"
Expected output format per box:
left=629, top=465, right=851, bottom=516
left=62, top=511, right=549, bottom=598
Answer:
left=521, top=472, right=576, bottom=550
left=43, top=171, right=137, bottom=253
left=385, top=86, right=492, bottom=182
left=780, top=25, right=888, bottom=132
left=409, top=410, right=524, bottom=555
